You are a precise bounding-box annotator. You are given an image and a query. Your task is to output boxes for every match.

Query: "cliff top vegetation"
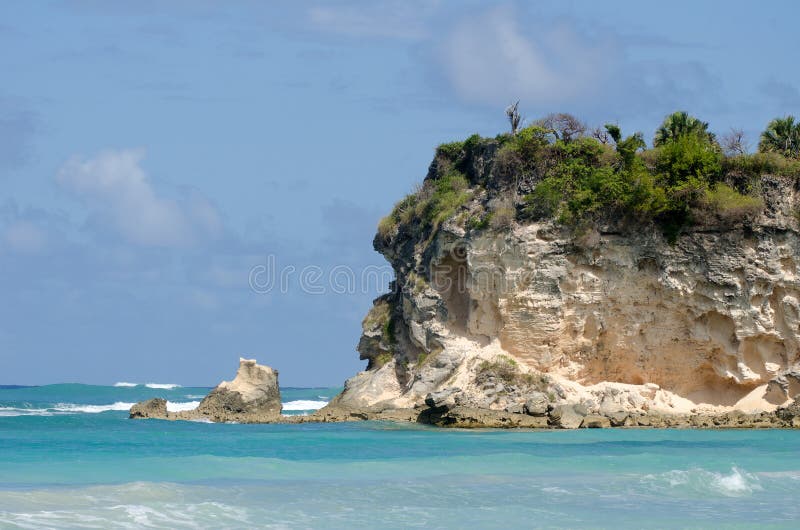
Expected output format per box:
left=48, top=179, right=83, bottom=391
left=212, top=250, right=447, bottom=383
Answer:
left=378, top=111, right=800, bottom=243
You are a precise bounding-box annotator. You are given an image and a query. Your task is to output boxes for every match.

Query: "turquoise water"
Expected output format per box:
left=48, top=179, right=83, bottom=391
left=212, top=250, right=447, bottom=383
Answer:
left=1, top=385, right=799, bottom=528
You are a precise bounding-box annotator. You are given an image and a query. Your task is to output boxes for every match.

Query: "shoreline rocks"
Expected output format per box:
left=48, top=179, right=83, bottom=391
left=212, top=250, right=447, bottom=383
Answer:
left=130, top=358, right=800, bottom=429
left=129, top=358, right=282, bottom=423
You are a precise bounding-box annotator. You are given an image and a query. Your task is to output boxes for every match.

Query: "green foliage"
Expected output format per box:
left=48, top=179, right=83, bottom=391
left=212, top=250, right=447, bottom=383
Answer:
left=466, top=212, right=492, bottom=231
left=653, top=111, right=714, bottom=147
left=373, top=352, right=393, bottom=368
left=380, top=111, right=799, bottom=246
left=377, top=192, right=419, bottom=240
left=363, top=300, right=391, bottom=331
left=723, top=152, right=800, bottom=179
left=382, top=316, right=396, bottom=345
left=702, top=183, right=763, bottom=220
left=759, top=116, right=800, bottom=158
left=654, top=133, right=721, bottom=187
left=419, top=171, right=471, bottom=229
left=476, top=355, right=519, bottom=384
left=435, top=140, right=466, bottom=162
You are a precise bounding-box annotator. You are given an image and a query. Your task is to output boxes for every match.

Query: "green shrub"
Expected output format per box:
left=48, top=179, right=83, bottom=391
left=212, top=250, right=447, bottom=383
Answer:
left=382, top=316, right=396, bottom=345
left=363, top=300, right=391, bottom=331
left=723, top=152, right=800, bottom=179
left=654, top=133, right=721, bottom=187
left=418, top=171, right=472, bottom=230
left=436, top=140, right=466, bottom=162
left=477, top=355, right=519, bottom=384
left=466, top=212, right=492, bottom=231
left=701, top=183, right=763, bottom=221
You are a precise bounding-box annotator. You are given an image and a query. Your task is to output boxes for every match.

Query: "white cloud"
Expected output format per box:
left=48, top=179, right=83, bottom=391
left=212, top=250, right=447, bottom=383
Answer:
left=57, top=148, right=221, bottom=247
left=438, top=7, right=613, bottom=107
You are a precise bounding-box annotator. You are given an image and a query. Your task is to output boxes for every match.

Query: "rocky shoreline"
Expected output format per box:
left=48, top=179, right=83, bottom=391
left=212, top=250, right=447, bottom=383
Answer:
left=130, top=359, right=800, bottom=429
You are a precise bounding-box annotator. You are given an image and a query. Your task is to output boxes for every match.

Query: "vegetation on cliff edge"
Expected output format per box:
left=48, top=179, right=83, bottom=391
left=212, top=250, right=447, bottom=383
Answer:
left=378, top=111, right=799, bottom=242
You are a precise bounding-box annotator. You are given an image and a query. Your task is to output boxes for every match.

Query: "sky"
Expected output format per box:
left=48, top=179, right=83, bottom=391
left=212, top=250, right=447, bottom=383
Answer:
left=1, top=1, right=799, bottom=386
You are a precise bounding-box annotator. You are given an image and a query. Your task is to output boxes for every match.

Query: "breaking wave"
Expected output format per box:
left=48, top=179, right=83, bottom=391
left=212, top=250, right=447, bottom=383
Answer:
left=641, top=467, right=762, bottom=497
left=166, top=401, right=201, bottom=413
left=282, top=400, right=328, bottom=411
left=0, top=402, right=135, bottom=416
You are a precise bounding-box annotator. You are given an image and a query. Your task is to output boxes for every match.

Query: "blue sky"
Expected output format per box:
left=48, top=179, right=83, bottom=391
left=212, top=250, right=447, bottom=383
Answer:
left=2, top=1, right=799, bottom=386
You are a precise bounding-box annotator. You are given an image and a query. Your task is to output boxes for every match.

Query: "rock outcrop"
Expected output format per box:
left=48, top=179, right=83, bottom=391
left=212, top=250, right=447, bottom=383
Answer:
left=129, top=358, right=282, bottom=423
left=331, top=142, right=800, bottom=427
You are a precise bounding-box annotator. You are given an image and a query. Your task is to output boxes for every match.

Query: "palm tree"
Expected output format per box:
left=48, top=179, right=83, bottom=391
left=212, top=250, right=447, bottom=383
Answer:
left=653, top=111, right=714, bottom=146
left=758, top=116, right=800, bottom=158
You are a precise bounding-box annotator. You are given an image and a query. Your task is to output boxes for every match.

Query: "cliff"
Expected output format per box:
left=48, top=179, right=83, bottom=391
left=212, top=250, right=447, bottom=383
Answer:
left=330, top=132, right=800, bottom=424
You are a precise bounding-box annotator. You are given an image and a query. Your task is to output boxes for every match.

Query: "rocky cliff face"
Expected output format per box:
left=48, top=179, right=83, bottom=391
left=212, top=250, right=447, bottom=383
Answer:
left=334, top=157, right=800, bottom=418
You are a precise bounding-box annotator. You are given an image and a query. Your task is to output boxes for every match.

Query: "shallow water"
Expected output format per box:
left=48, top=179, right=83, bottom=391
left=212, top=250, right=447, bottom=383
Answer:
left=1, top=385, right=799, bottom=529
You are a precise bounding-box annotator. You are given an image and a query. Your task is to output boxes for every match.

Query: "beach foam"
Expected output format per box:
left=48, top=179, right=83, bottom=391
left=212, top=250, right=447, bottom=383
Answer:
left=113, top=382, right=138, bottom=387
left=144, top=383, right=181, bottom=389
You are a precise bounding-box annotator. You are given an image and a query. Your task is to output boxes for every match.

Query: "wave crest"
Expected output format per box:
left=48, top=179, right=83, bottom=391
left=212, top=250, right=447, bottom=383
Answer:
left=145, top=383, right=181, bottom=389
left=282, top=400, right=328, bottom=411
left=166, top=401, right=200, bottom=412
left=642, top=467, right=762, bottom=497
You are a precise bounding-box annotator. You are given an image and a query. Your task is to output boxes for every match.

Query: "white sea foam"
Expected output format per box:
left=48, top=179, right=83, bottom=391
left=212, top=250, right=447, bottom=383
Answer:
left=166, top=401, right=201, bottom=412
left=144, top=383, right=181, bottom=389
left=54, top=402, right=135, bottom=413
left=281, top=399, right=328, bottom=411
left=113, top=382, right=138, bottom=387
left=0, top=406, right=55, bottom=417
left=0, top=403, right=135, bottom=416
left=643, top=466, right=762, bottom=497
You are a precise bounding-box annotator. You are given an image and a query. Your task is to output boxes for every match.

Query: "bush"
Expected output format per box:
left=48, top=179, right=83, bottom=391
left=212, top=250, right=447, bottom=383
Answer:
left=654, top=133, right=721, bottom=187
left=700, top=183, right=763, bottom=222
left=477, top=355, right=519, bottom=384
left=723, top=152, right=800, bottom=179
left=417, top=171, right=472, bottom=231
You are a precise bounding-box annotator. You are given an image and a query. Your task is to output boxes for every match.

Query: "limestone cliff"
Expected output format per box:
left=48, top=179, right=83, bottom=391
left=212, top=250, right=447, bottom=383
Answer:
left=333, top=141, right=800, bottom=419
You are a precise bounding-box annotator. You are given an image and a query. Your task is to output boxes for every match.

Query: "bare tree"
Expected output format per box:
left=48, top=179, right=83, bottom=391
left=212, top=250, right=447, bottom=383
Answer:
left=721, top=128, right=749, bottom=156
left=590, top=126, right=611, bottom=144
left=536, top=113, right=586, bottom=142
left=505, top=101, right=522, bottom=135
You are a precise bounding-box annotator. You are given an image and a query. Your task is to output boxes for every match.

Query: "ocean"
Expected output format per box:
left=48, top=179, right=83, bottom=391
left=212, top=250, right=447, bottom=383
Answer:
left=1, top=384, right=799, bottom=529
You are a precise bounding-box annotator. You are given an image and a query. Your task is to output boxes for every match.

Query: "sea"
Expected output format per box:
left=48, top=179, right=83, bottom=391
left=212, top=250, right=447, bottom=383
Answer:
left=1, top=384, right=799, bottom=529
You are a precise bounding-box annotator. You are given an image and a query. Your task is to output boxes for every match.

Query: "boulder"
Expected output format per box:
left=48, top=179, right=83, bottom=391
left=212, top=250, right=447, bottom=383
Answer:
left=777, top=395, right=800, bottom=418
left=580, top=415, right=611, bottom=428
left=129, top=398, right=167, bottom=419
left=424, top=387, right=461, bottom=409
left=549, top=404, right=585, bottom=429
left=524, top=392, right=549, bottom=416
